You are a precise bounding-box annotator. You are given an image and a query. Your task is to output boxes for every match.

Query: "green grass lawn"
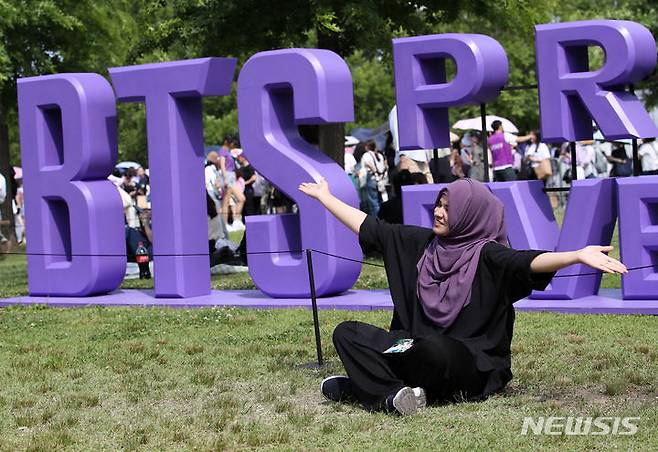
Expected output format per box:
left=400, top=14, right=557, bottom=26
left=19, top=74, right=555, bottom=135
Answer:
left=0, top=220, right=655, bottom=450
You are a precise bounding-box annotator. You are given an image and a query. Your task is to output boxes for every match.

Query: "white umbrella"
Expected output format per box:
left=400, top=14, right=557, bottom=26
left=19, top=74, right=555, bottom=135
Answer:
left=452, top=115, right=519, bottom=134
left=115, top=161, right=141, bottom=170
left=344, top=135, right=359, bottom=146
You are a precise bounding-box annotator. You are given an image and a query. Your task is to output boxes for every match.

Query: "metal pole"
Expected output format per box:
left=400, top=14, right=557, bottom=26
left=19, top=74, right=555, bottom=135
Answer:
left=305, top=249, right=323, bottom=366
left=569, top=141, right=578, bottom=183
left=629, top=84, right=640, bottom=176
left=432, top=148, right=439, bottom=183
left=480, top=103, right=490, bottom=182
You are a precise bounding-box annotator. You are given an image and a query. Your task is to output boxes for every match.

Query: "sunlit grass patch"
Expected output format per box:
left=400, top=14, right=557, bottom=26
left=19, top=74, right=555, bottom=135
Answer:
left=0, top=307, right=656, bottom=449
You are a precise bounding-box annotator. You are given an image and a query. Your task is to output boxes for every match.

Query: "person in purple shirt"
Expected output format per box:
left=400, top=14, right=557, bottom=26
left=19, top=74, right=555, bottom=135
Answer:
left=488, top=120, right=517, bottom=182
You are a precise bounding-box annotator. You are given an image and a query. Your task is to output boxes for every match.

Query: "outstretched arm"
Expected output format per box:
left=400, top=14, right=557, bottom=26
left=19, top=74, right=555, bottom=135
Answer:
left=530, top=246, right=627, bottom=274
left=298, top=177, right=366, bottom=234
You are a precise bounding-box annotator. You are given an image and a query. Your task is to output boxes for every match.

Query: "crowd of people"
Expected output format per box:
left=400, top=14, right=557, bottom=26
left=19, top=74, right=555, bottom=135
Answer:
left=111, top=133, right=297, bottom=277
left=345, top=119, right=658, bottom=221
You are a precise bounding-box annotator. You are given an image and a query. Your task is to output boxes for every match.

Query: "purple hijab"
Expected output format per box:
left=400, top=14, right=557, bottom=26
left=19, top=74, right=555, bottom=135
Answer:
left=416, top=179, right=507, bottom=328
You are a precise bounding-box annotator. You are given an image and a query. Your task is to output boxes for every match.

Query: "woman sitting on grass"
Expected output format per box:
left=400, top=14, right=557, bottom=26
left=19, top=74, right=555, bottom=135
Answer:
left=298, top=177, right=627, bottom=416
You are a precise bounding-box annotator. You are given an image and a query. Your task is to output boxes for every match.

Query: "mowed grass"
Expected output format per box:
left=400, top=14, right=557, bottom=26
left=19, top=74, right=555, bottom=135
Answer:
left=0, top=211, right=655, bottom=449
left=0, top=307, right=656, bottom=450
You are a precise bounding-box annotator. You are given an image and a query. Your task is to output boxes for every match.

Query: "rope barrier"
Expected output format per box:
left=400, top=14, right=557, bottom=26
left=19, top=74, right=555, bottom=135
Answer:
left=2, top=248, right=656, bottom=276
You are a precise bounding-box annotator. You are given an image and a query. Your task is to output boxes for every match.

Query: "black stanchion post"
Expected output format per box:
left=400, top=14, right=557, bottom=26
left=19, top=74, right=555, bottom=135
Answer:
left=432, top=148, right=439, bottom=183
left=631, top=138, right=640, bottom=176
left=569, top=141, right=578, bottom=183
left=480, top=103, right=490, bottom=182
left=305, top=248, right=323, bottom=366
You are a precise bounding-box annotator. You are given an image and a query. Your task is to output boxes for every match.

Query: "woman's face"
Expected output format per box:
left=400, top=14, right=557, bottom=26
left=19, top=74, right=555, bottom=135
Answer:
left=433, top=193, right=450, bottom=237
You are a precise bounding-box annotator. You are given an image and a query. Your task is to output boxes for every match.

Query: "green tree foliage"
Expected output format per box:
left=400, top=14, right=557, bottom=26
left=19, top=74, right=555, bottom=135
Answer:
left=554, top=0, right=658, bottom=108
left=0, top=0, right=137, bottom=162
left=132, top=0, right=475, bottom=155
left=0, top=1, right=136, bottom=239
left=134, top=0, right=570, bottom=139
left=346, top=51, right=394, bottom=129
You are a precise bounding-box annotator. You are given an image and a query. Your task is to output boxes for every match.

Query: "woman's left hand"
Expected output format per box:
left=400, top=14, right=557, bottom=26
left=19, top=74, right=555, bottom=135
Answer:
left=577, top=246, right=628, bottom=274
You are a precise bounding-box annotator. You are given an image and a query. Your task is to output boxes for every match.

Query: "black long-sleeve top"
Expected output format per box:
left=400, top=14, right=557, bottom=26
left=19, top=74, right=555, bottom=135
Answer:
left=359, top=215, right=555, bottom=396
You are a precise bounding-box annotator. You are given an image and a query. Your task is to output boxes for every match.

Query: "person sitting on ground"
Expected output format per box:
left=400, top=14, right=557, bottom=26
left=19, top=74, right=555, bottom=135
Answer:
left=298, top=177, right=627, bottom=416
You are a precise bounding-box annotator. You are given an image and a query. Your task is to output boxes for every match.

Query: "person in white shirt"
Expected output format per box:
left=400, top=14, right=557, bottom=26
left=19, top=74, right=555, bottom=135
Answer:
left=522, top=131, right=551, bottom=180
left=344, top=147, right=357, bottom=175
left=638, top=138, right=658, bottom=175
left=576, top=141, right=597, bottom=179
left=360, top=141, right=388, bottom=216
left=205, top=151, right=222, bottom=207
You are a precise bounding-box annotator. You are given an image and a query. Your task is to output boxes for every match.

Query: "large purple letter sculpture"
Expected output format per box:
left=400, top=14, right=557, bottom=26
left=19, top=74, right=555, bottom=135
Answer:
left=17, top=74, right=125, bottom=295
left=536, top=20, right=658, bottom=141
left=237, top=49, right=361, bottom=297
left=393, top=34, right=508, bottom=149
left=617, top=176, right=658, bottom=299
left=109, top=58, right=236, bottom=297
left=524, top=179, right=617, bottom=299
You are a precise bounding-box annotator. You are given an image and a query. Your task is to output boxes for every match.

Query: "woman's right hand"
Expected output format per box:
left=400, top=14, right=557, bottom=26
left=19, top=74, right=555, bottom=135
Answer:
left=298, top=177, right=330, bottom=200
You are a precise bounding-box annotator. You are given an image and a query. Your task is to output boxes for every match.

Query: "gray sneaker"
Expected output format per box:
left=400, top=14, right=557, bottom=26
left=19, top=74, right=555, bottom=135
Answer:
left=387, top=386, right=426, bottom=416
left=413, top=387, right=427, bottom=410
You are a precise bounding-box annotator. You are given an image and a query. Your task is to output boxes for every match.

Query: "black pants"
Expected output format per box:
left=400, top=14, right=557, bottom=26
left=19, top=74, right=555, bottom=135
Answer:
left=494, top=167, right=517, bottom=182
left=333, top=322, right=486, bottom=409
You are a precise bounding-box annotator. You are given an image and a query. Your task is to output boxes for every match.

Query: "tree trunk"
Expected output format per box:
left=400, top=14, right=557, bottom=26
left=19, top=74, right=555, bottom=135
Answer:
left=0, top=105, right=16, bottom=246
left=316, top=25, right=346, bottom=166
left=318, top=124, right=344, bottom=165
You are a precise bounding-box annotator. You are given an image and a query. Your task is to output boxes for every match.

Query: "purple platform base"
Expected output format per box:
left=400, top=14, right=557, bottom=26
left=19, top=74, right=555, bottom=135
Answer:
left=1, top=289, right=657, bottom=314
